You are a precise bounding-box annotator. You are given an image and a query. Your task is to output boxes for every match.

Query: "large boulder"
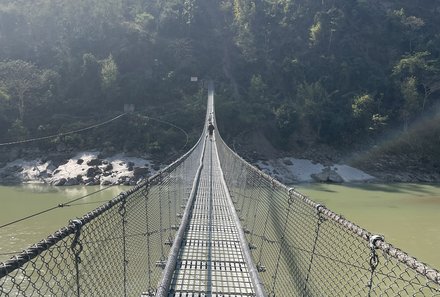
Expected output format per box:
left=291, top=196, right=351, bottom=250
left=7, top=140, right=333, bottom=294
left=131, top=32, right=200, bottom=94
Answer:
left=49, top=155, right=69, bottom=167
left=87, top=158, right=102, bottom=166
left=86, top=167, right=102, bottom=178
left=53, top=178, right=67, bottom=186
left=311, top=167, right=344, bottom=183
left=283, top=159, right=293, bottom=166
left=133, top=167, right=149, bottom=177
left=101, top=179, right=113, bottom=186
left=118, top=176, right=130, bottom=185
left=103, top=163, right=113, bottom=172
left=38, top=170, right=50, bottom=179
left=64, top=177, right=79, bottom=186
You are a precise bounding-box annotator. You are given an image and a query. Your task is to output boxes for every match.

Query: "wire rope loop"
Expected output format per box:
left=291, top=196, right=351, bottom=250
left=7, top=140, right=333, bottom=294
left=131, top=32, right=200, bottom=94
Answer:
left=368, top=235, right=384, bottom=270
left=315, top=204, right=326, bottom=224
left=72, top=242, right=84, bottom=259
left=144, top=181, right=150, bottom=191
left=287, top=188, right=295, bottom=205
left=70, top=219, right=84, bottom=258
left=118, top=200, right=127, bottom=216
left=369, top=254, right=379, bottom=270
left=146, top=287, right=156, bottom=296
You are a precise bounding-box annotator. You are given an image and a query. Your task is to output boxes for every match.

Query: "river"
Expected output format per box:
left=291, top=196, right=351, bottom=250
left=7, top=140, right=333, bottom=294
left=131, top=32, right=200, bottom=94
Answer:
left=0, top=184, right=129, bottom=263
left=0, top=183, right=439, bottom=270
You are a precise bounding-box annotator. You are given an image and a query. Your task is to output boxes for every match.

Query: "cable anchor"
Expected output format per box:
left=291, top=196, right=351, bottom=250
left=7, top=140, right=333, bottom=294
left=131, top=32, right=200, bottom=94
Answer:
left=70, top=219, right=83, bottom=258
left=367, top=235, right=384, bottom=294
left=287, top=188, right=295, bottom=205
left=70, top=219, right=83, bottom=296
left=315, top=204, right=326, bottom=224
left=118, top=197, right=127, bottom=216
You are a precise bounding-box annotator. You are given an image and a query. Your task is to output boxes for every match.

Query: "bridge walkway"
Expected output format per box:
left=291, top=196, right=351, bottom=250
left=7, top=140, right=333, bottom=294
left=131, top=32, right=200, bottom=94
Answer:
left=167, top=136, right=256, bottom=296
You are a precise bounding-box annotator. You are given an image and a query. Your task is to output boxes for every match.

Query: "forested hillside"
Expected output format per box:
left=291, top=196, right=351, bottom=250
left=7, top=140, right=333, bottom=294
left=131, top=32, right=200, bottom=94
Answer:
left=1, top=0, right=439, bottom=167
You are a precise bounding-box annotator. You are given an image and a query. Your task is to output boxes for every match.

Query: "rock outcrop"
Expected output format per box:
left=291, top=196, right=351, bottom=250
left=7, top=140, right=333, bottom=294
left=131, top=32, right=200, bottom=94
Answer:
left=0, top=152, right=157, bottom=186
left=311, top=167, right=344, bottom=183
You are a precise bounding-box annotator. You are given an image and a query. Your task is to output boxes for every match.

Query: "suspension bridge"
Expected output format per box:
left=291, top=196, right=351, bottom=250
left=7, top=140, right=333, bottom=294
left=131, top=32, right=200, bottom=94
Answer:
left=1, top=83, right=440, bottom=296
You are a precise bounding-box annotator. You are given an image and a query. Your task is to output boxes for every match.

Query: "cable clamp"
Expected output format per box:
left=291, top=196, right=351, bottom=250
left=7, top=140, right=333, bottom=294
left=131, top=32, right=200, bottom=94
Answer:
left=369, top=235, right=384, bottom=250
left=315, top=204, right=325, bottom=213
left=257, top=263, right=266, bottom=272
left=70, top=219, right=83, bottom=230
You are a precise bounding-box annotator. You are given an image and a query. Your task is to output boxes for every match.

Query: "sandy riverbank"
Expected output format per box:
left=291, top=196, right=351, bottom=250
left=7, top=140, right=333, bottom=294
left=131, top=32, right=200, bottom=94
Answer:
left=255, top=157, right=374, bottom=184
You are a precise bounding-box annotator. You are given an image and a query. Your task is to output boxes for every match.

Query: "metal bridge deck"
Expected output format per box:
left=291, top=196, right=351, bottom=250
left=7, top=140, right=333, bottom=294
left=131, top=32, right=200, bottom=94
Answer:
left=168, top=138, right=255, bottom=296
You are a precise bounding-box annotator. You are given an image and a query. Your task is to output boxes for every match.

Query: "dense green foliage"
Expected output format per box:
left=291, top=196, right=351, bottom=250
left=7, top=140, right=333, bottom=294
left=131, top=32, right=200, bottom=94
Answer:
left=0, top=0, right=439, bottom=157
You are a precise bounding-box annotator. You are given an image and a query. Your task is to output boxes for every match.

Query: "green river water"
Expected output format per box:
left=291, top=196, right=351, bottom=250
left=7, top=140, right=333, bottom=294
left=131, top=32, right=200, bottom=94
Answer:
left=0, top=183, right=439, bottom=270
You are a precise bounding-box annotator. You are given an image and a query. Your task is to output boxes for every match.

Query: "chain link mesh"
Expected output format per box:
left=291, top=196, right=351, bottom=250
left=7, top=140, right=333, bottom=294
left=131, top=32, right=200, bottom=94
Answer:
left=0, top=134, right=204, bottom=297
left=216, top=134, right=440, bottom=297
left=2, top=85, right=440, bottom=296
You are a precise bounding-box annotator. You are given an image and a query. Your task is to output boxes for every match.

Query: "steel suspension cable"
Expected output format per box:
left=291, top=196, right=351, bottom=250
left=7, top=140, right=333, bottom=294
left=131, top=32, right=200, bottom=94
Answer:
left=0, top=113, right=127, bottom=147
left=0, top=185, right=115, bottom=229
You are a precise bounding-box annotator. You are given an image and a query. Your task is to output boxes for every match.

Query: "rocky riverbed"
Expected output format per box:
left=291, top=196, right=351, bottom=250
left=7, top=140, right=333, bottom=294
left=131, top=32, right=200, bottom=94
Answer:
left=1, top=151, right=372, bottom=186
left=1, top=149, right=438, bottom=186
left=0, top=151, right=158, bottom=186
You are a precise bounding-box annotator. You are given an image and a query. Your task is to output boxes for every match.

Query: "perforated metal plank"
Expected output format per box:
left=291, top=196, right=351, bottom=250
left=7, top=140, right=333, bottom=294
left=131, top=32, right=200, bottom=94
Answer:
left=168, top=139, right=256, bottom=296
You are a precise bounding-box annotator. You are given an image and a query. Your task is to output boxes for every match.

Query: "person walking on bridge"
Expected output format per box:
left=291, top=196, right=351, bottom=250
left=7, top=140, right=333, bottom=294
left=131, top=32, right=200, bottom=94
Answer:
left=208, top=121, right=215, bottom=138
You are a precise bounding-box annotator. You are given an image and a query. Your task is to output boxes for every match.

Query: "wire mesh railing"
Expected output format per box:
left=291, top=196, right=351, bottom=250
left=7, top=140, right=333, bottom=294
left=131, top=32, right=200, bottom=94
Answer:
left=0, top=129, right=205, bottom=296
left=215, top=133, right=440, bottom=296
left=2, top=81, right=440, bottom=296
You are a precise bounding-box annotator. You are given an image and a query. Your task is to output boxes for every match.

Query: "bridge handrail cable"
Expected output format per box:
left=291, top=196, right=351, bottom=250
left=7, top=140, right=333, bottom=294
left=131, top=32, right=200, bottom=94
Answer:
left=214, top=125, right=440, bottom=295
left=217, top=132, right=440, bottom=285
left=0, top=101, right=207, bottom=296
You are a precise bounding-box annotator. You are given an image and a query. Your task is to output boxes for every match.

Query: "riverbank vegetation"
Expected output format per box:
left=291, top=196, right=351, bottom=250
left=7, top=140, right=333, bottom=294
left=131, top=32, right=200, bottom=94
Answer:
left=0, top=0, right=439, bottom=172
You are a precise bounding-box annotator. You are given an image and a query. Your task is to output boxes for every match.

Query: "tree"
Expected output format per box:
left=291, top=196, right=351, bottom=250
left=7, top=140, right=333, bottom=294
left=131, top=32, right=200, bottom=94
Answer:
left=351, top=93, right=387, bottom=135
left=232, top=0, right=257, bottom=61
left=309, top=8, right=344, bottom=53
left=249, top=74, right=266, bottom=102
left=392, top=8, right=425, bottom=53
left=393, top=51, right=439, bottom=112
left=352, top=94, right=374, bottom=119
left=369, top=114, right=388, bottom=135
left=0, top=60, right=43, bottom=121
left=274, top=103, right=298, bottom=138
left=400, top=76, right=421, bottom=131
left=0, top=87, right=9, bottom=101
left=101, top=54, right=119, bottom=91
left=297, top=81, right=329, bottom=138
left=309, top=19, right=322, bottom=46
